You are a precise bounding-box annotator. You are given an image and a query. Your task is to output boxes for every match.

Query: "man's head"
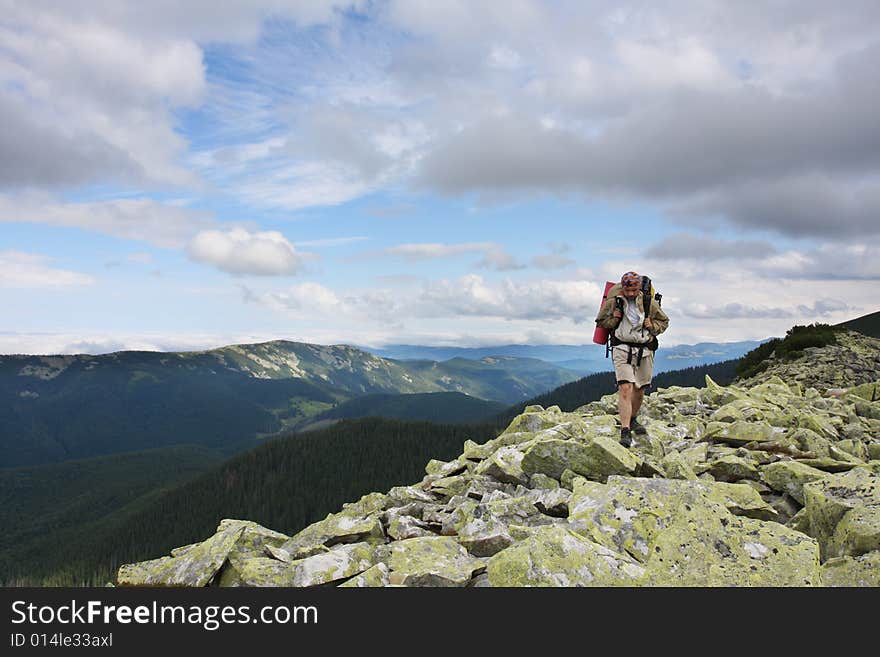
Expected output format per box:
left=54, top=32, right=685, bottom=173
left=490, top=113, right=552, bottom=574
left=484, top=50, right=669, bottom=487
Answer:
left=620, top=271, right=641, bottom=299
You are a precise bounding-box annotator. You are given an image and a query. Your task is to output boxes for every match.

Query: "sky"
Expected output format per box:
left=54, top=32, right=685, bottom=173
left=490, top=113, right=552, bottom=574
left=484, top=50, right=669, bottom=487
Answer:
left=2, top=1, right=879, bottom=355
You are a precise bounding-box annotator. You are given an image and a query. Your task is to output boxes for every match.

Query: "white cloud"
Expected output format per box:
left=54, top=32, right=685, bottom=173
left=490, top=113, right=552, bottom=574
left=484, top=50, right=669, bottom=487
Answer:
left=475, top=248, right=526, bottom=271
left=0, top=1, right=377, bottom=192
left=187, top=228, right=311, bottom=276
left=377, top=242, right=525, bottom=271
left=244, top=273, right=605, bottom=326
left=0, top=251, right=95, bottom=288
left=531, top=254, right=576, bottom=270
left=0, top=195, right=213, bottom=248
left=752, top=243, right=880, bottom=280
left=645, top=234, right=777, bottom=261
left=234, top=161, right=375, bottom=210
left=0, top=12, right=204, bottom=189
left=614, top=36, right=731, bottom=92
left=257, top=282, right=343, bottom=313
left=417, top=274, right=602, bottom=322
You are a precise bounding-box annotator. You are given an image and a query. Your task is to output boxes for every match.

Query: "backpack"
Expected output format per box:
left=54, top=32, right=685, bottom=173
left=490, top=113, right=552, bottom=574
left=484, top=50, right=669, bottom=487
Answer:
left=602, top=276, right=663, bottom=360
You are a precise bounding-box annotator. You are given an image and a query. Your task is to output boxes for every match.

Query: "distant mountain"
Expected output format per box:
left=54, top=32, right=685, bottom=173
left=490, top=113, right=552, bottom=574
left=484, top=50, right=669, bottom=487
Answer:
left=361, top=340, right=763, bottom=375
left=0, top=341, right=578, bottom=467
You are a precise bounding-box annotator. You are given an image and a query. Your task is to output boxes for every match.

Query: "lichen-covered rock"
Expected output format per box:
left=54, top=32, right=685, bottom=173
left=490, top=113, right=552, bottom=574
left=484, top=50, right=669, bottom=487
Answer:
left=828, top=506, right=880, bottom=558
left=486, top=525, right=645, bottom=586
left=706, top=454, right=760, bottom=482
left=660, top=451, right=699, bottom=480
left=117, top=519, right=246, bottom=586
left=640, top=514, right=820, bottom=586
left=847, top=381, right=880, bottom=403
left=701, top=375, right=747, bottom=406
left=384, top=505, right=435, bottom=541
left=798, top=414, right=842, bottom=440
left=379, top=536, right=482, bottom=586
left=802, top=467, right=880, bottom=559
left=502, top=408, right=561, bottom=434
left=705, top=420, right=781, bottom=446
left=526, top=487, right=571, bottom=517
left=463, top=430, right=535, bottom=460
left=529, top=473, right=560, bottom=489
left=789, top=427, right=833, bottom=457
left=224, top=557, right=296, bottom=586
left=819, top=551, right=880, bottom=586
left=457, top=517, right=515, bottom=556
left=703, top=481, right=779, bottom=521
left=292, top=542, right=375, bottom=587
left=280, top=494, right=387, bottom=555
left=474, top=445, right=529, bottom=485
left=521, top=436, right=641, bottom=482
left=338, top=562, right=391, bottom=587
left=567, top=475, right=817, bottom=584
left=761, top=461, right=830, bottom=504
left=425, top=457, right=469, bottom=477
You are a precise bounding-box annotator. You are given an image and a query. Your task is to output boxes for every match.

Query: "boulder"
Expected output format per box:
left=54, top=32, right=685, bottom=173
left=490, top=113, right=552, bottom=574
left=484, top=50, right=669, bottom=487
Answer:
left=117, top=519, right=246, bottom=587
left=760, top=461, right=830, bottom=504
left=819, top=551, right=880, bottom=586
left=292, top=542, right=376, bottom=587
left=486, top=525, right=645, bottom=586
left=379, top=536, right=482, bottom=587
left=802, top=467, right=880, bottom=559
left=521, top=436, right=641, bottom=482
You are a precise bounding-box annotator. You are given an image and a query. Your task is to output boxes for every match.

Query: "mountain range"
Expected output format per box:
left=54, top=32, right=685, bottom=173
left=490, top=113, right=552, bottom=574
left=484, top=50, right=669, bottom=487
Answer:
left=0, top=341, right=580, bottom=467
left=361, top=339, right=764, bottom=375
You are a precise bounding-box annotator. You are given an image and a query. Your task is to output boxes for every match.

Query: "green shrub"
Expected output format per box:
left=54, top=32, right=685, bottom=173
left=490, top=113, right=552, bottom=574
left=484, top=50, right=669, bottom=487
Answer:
left=735, top=337, right=781, bottom=379
left=735, top=323, right=844, bottom=379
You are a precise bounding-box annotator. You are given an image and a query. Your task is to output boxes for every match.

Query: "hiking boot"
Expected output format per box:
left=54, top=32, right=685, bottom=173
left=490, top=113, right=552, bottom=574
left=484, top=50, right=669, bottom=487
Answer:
left=631, top=418, right=648, bottom=436
left=620, top=427, right=633, bottom=447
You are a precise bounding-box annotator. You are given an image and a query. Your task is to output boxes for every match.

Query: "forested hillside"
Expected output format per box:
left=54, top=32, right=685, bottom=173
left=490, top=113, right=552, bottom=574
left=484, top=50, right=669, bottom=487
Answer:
left=301, top=391, right=506, bottom=429
left=1, top=342, right=577, bottom=467
left=1, top=418, right=498, bottom=586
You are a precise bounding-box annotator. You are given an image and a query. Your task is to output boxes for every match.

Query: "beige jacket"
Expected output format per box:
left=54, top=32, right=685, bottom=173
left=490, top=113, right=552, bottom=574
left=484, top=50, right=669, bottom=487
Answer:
left=595, top=283, right=670, bottom=346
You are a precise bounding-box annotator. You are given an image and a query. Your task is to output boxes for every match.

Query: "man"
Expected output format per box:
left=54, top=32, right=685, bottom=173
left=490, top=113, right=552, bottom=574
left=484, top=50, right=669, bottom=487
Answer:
left=595, top=271, right=670, bottom=447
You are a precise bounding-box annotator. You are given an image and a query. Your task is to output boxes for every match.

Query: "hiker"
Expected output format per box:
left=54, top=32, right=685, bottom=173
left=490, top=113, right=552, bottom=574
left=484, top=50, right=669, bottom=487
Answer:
left=594, top=271, right=670, bottom=447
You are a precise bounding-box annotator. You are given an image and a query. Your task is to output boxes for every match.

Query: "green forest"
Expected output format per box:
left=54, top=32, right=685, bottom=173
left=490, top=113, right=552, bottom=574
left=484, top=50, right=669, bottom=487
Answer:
left=1, top=419, right=498, bottom=586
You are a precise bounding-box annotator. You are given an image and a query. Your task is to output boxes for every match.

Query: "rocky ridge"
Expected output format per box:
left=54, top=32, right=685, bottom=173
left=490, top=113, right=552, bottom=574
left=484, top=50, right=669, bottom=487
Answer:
left=116, top=330, right=880, bottom=587
left=738, top=330, right=880, bottom=392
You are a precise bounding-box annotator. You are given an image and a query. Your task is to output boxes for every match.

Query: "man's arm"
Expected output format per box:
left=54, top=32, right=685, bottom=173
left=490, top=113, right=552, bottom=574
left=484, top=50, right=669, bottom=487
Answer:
left=646, top=304, right=669, bottom=336
left=596, top=295, right=621, bottom=330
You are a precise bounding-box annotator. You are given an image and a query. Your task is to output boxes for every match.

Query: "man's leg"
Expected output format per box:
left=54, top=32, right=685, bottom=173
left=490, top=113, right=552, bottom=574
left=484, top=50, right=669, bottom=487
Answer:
left=631, top=385, right=645, bottom=418
left=618, top=381, right=634, bottom=428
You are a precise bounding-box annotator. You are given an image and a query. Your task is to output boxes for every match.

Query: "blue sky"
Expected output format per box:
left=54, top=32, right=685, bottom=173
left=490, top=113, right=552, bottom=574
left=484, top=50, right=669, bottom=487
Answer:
left=2, top=1, right=879, bottom=355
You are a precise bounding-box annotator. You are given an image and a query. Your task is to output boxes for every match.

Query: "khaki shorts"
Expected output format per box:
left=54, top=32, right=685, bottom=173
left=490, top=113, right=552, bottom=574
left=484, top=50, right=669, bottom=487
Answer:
left=612, top=345, right=655, bottom=389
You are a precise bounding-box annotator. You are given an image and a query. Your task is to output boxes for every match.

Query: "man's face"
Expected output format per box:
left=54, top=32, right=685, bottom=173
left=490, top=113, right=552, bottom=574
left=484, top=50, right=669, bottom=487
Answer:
left=622, top=285, right=639, bottom=300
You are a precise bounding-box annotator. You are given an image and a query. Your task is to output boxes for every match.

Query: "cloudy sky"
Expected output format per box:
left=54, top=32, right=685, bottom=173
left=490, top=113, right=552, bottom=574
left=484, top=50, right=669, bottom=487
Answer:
left=2, top=1, right=879, bottom=355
